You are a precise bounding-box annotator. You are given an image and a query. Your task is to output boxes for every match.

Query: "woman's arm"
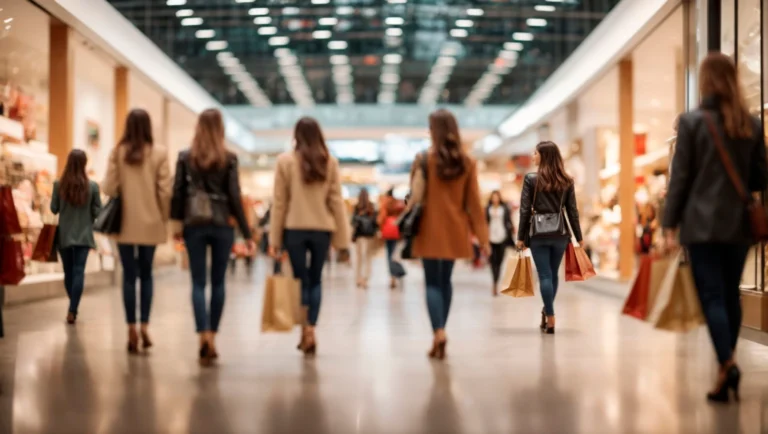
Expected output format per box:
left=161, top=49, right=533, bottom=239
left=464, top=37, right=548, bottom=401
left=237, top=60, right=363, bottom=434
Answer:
left=517, top=175, right=533, bottom=243
left=749, top=120, right=768, bottom=193
left=269, top=159, right=289, bottom=249
left=101, top=147, right=120, bottom=197
left=50, top=181, right=60, bottom=215
left=662, top=117, right=695, bottom=230
left=227, top=156, right=252, bottom=239
left=156, top=150, right=172, bottom=221
left=326, top=160, right=350, bottom=249
left=90, top=182, right=103, bottom=221
left=170, top=155, right=187, bottom=222
left=564, top=184, right=583, bottom=243
left=465, top=161, right=489, bottom=247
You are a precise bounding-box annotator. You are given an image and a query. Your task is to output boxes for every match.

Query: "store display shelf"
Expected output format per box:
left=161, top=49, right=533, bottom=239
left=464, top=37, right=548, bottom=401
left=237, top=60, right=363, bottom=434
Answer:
left=4, top=269, right=115, bottom=307
left=599, top=147, right=670, bottom=180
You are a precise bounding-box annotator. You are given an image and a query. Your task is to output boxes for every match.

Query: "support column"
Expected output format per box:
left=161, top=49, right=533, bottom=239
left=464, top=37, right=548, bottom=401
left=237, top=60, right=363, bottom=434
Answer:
left=618, top=58, right=635, bottom=281
left=48, top=21, right=74, bottom=174
left=114, top=66, right=129, bottom=143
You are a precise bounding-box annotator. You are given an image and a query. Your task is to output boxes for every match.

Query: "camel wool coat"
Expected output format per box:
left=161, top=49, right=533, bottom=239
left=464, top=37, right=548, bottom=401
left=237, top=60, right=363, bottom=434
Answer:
left=102, top=144, right=172, bottom=245
left=411, top=152, right=489, bottom=260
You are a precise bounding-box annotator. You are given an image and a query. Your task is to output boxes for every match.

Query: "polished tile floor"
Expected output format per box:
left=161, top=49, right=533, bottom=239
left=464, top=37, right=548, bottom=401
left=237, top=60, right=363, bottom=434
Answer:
left=1, top=258, right=768, bottom=433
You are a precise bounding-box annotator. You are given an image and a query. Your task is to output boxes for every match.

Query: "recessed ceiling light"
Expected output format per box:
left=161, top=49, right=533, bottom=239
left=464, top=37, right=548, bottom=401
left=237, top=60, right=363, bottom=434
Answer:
left=388, top=0, right=407, bottom=4
left=535, top=5, right=556, bottom=12
left=313, top=30, right=332, bottom=39
left=216, top=51, right=233, bottom=60
left=450, top=28, right=468, bottom=38
left=312, top=0, right=330, bottom=3
left=330, top=54, right=349, bottom=64
left=195, top=29, right=215, bottom=39
left=176, top=9, right=194, bottom=17
left=337, top=6, right=354, bottom=15
left=381, top=73, right=400, bottom=84
left=328, top=40, right=348, bottom=50
left=513, top=32, right=534, bottom=41
left=499, top=50, right=518, bottom=60
left=546, top=0, right=564, bottom=2
left=249, top=7, right=269, bottom=16
left=269, top=36, right=290, bottom=46
left=385, top=17, right=405, bottom=26
left=436, top=56, right=457, bottom=66
left=258, top=26, right=278, bottom=35
left=504, top=42, right=524, bottom=51
left=385, top=28, right=403, bottom=37
left=383, top=53, right=403, bottom=64
left=206, top=40, right=228, bottom=51
left=278, top=56, right=298, bottom=66
left=166, top=0, right=186, bottom=5
left=236, top=0, right=254, bottom=2
left=283, top=7, right=300, bottom=15
left=455, top=19, right=473, bottom=28
left=467, top=8, right=484, bottom=16
left=319, top=17, right=338, bottom=26
left=181, top=17, right=203, bottom=26
left=274, top=48, right=292, bottom=57
left=526, top=18, right=547, bottom=27
left=254, top=17, right=272, bottom=25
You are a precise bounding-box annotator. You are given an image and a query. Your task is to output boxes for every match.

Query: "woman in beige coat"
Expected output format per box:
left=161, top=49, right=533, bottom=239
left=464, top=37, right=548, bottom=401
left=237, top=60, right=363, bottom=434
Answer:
left=102, top=108, right=172, bottom=354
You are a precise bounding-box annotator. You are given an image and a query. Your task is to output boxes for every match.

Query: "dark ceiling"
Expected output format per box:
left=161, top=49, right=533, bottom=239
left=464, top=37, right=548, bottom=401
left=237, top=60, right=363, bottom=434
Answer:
left=107, top=0, right=620, bottom=107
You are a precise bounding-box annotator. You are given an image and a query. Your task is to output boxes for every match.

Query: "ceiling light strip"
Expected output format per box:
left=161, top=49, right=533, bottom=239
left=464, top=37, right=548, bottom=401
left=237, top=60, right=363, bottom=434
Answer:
left=418, top=47, right=458, bottom=106
left=275, top=49, right=315, bottom=108
left=464, top=48, right=519, bottom=107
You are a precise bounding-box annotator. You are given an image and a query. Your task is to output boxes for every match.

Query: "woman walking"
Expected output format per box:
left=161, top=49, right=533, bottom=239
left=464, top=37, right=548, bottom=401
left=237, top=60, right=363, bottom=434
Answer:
left=270, top=117, right=349, bottom=356
left=486, top=190, right=514, bottom=296
left=352, top=188, right=377, bottom=289
left=103, top=109, right=172, bottom=354
left=51, top=150, right=102, bottom=324
left=378, top=188, right=405, bottom=288
left=409, top=109, right=488, bottom=360
left=663, top=53, right=768, bottom=403
left=516, top=141, right=582, bottom=335
left=171, top=109, right=253, bottom=366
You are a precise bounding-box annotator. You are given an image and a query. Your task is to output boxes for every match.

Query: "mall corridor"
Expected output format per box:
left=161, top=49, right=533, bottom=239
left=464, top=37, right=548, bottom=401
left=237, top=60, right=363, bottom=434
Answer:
left=0, top=260, right=764, bottom=434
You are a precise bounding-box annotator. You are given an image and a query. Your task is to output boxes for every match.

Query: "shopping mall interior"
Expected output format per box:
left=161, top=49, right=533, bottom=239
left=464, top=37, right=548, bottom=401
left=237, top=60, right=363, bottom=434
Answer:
left=0, top=0, right=767, bottom=432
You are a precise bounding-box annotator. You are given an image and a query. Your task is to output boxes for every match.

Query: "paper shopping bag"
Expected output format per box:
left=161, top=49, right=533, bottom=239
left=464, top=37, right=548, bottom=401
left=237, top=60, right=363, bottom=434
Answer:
left=498, top=249, right=518, bottom=292
left=0, top=238, right=25, bottom=285
left=0, top=186, right=21, bottom=235
left=261, top=261, right=301, bottom=332
left=565, top=243, right=597, bottom=282
left=623, top=255, right=653, bottom=320
left=646, top=251, right=704, bottom=332
left=31, top=224, right=58, bottom=263
left=501, top=252, right=535, bottom=298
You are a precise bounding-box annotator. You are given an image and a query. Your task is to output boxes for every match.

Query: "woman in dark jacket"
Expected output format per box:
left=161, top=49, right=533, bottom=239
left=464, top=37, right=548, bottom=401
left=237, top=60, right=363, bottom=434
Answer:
left=516, top=141, right=582, bottom=334
left=171, top=108, right=253, bottom=366
left=351, top=188, right=377, bottom=289
left=486, top=190, right=514, bottom=296
left=663, top=53, right=768, bottom=403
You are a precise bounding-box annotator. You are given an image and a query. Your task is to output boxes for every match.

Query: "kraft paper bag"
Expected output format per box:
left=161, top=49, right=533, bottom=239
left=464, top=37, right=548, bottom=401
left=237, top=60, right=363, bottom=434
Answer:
left=261, top=260, right=301, bottom=332
left=646, top=251, right=704, bottom=333
left=501, top=252, right=535, bottom=298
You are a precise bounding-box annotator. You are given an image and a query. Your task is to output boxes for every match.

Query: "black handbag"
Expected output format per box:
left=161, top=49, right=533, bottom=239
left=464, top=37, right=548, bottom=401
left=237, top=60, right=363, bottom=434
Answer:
left=184, top=167, right=214, bottom=226
left=94, top=196, right=122, bottom=235
left=529, top=179, right=566, bottom=238
left=399, top=151, right=428, bottom=238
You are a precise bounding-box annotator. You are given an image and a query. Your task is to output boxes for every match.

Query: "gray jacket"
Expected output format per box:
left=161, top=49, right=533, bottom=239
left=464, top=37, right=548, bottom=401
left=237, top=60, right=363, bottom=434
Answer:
left=663, top=102, right=768, bottom=245
left=51, top=181, right=102, bottom=249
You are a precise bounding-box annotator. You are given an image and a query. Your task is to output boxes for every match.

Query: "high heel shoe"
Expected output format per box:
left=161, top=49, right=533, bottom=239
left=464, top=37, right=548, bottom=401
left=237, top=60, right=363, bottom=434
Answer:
left=300, top=329, right=316, bottom=356
left=127, top=329, right=139, bottom=354
left=199, top=341, right=213, bottom=366
left=140, top=329, right=153, bottom=350
left=707, top=365, right=741, bottom=403
left=428, top=339, right=447, bottom=360
left=66, top=312, right=77, bottom=325
left=539, top=310, right=546, bottom=331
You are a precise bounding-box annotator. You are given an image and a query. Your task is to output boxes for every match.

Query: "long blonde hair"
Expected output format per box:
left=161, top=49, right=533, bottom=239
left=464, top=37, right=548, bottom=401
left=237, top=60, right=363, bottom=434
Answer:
left=190, top=108, right=228, bottom=170
left=699, top=52, right=753, bottom=139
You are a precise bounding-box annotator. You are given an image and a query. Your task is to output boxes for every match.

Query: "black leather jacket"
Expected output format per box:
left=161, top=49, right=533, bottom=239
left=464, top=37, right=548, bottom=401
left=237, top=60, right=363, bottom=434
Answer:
left=517, top=173, right=582, bottom=245
left=170, top=151, right=252, bottom=239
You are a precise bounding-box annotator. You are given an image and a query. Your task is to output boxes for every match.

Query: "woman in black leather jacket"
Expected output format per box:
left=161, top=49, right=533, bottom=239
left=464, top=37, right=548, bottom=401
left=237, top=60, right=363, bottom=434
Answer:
left=170, top=108, right=254, bottom=366
left=516, top=141, right=582, bottom=334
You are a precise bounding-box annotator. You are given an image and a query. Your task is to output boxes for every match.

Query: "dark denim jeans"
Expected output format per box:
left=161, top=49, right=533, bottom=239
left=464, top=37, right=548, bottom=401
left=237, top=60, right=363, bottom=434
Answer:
left=529, top=237, right=569, bottom=316
left=423, top=259, right=456, bottom=331
left=118, top=244, right=156, bottom=324
left=59, top=245, right=90, bottom=315
left=687, top=243, right=750, bottom=365
left=283, top=229, right=331, bottom=326
left=385, top=240, right=397, bottom=276
left=184, top=225, right=235, bottom=333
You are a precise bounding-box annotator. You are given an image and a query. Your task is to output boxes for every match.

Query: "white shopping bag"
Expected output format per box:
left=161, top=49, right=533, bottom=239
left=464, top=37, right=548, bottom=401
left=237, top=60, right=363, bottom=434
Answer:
left=498, top=248, right=538, bottom=292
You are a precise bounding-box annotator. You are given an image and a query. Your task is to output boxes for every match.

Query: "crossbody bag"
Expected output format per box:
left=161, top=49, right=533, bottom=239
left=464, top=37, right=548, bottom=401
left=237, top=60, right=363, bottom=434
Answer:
left=528, top=177, right=567, bottom=238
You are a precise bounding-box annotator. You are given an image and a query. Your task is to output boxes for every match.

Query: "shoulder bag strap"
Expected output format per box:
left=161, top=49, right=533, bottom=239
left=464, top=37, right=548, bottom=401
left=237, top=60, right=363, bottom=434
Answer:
left=703, top=111, right=751, bottom=204
left=531, top=176, right=539, bottom=214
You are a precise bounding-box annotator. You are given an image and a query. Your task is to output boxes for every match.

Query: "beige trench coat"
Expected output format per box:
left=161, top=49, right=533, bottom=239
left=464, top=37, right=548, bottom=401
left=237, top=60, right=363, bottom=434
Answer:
left=102, top=144, right=172, bottom=245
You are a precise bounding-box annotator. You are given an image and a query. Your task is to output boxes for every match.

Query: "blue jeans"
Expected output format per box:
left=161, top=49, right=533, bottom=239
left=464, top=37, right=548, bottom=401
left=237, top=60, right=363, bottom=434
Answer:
left=687, top=243, right=750, bottom=365
left=530, top=237, right=569, bottom=316
left=59, top=245, right=90, bottom=315
left=118, top=244, right=156, bottom=324
left=184, top=225, right=235, bottom=333
left=423, top=259, right=456, bottom=331
left=283, top=229, right=331, bottom=326
left=385, top=240, right=397, bottom=276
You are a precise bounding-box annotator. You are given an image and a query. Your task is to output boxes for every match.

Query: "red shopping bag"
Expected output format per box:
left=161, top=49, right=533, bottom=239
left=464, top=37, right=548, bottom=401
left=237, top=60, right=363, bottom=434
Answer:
left=565, top=243, right=597, bottom=281
left=622, top=255, right=653, bottom=320
left=380, top=216, right=400, bottom=240
left=0, top=186, right=21, bottom=235
left=0, top=238, right=25, bottom=285
left=31, top=224, right=58, bottom=262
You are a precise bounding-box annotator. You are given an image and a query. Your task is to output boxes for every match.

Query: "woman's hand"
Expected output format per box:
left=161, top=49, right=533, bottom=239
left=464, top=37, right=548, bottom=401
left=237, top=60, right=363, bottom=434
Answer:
left=664, top=229, right=680, bottom=253
left=268, top=245, right=281, bottom=259
left=516, top=240, right=527, bottom=251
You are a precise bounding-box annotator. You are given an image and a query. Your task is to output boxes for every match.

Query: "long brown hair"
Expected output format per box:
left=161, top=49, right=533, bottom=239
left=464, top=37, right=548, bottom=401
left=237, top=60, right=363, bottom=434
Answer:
left=535, top=141, right=573, bottom=192
left=294, top=117, right=329, bottom=184
left=356, top=188, right=374, bottom=214
left=429, top=109, right=466, bottom=180
left=118, top=109, right=153, bottom=165
left=699, top=52, right=753, bottom=139
left=59, top=149, right=89, bottom=207
left=191, top=108, right=229, bottom=170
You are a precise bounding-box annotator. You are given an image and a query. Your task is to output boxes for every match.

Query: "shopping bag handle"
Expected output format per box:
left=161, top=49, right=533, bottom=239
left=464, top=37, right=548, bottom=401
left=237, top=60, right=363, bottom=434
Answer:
left=273, top=259, right=283, bottom=276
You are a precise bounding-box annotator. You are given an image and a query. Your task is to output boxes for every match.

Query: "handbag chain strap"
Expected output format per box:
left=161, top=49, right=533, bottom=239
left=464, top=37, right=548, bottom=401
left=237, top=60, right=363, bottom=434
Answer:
left=703, top=111, right=751, bottom=204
